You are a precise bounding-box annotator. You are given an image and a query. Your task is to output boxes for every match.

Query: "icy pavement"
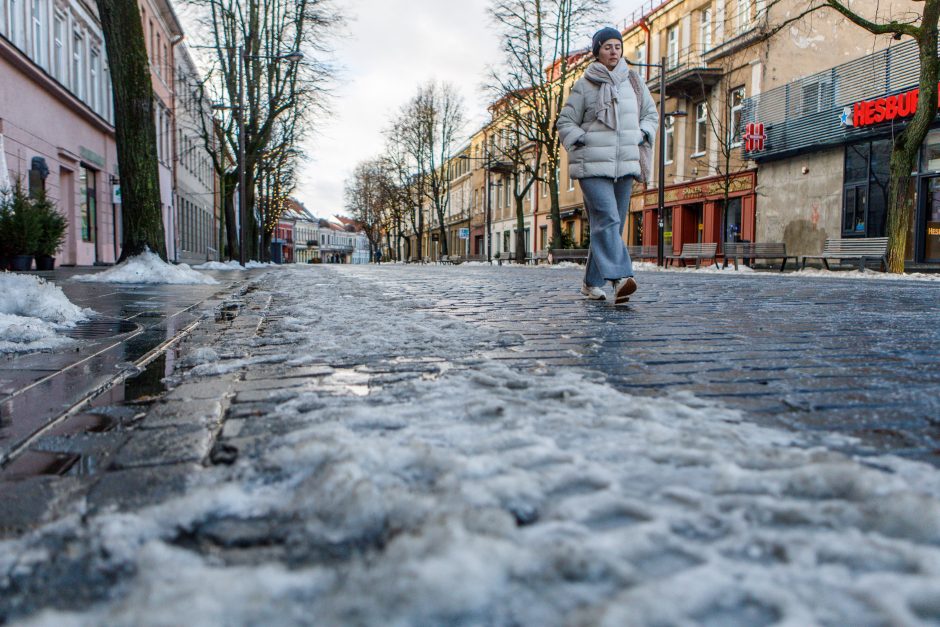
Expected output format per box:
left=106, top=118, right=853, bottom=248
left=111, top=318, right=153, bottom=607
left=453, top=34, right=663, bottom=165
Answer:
left=2, top=264, right=940, bottom=626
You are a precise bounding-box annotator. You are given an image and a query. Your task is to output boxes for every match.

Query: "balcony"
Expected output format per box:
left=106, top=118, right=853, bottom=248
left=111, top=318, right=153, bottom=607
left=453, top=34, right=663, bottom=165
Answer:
left=648, top=45, right=724, bottom=99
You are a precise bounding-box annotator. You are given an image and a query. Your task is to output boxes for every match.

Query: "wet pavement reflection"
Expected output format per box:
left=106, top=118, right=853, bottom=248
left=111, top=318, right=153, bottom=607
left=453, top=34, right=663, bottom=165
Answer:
left=0, top=267, right=249, bottom=473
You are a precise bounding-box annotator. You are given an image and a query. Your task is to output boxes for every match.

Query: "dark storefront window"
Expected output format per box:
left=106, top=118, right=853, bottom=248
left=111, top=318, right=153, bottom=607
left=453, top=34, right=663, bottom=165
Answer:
left=663, top=207, right=673, bottom=250
left=79, top=166, right=97, bottom=242
left=842, top=139, right=890, bottom=237
left=631, top=213, right=643, bottom=245
left=924, top=178, right=940, bottom=260
left=724, top=198, right=742, bottom=242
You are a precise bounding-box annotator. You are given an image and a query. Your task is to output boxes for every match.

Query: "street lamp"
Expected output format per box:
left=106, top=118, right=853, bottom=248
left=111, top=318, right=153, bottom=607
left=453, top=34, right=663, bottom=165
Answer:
left=631, top=56, right=687, bottom=266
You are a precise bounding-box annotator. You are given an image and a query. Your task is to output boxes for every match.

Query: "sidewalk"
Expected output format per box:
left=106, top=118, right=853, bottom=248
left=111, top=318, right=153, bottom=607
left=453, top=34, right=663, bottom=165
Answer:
left=1, top=263, right=940, bottom=625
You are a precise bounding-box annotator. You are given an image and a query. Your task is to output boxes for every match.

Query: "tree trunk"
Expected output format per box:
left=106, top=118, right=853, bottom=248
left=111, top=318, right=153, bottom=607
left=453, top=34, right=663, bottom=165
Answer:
left=884, top=12, right=939, bottom=272
left=514, top=194, right=526, bottom=263
left=96, top=0, right=166, bottom=262
left=222, top=172, right=239, bottom=260
left=437, top=218, right=448, bottom=256
left=549, top=169, right=563, bottom=248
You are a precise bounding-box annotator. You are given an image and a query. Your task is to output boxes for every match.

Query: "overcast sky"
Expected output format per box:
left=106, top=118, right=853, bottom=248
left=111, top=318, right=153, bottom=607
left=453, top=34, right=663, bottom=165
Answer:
left=293, top=0, right=647, bottom=217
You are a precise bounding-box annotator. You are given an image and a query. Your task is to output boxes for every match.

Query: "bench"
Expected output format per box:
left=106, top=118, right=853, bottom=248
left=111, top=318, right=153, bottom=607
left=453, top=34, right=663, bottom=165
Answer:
left=530, top=250, right=549, bottom=265
left=549, top=248, right=590, bottom=264
left=627, top=245, right=658, bottom=261
left=664, top=242, right=719, bottom=268
left=723, top=242, right=798, bottom=272
left=462, top=254, right=486, bottom=263
left=439, top=255, right=461, bottom=265
left=801, top=237, right=888, bottom=272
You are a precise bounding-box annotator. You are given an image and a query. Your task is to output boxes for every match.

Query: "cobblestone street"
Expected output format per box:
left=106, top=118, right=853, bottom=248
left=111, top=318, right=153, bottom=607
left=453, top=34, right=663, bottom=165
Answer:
left=365, top=264, right=940, bottom=461
left=2, top=263, right=940, bottom=626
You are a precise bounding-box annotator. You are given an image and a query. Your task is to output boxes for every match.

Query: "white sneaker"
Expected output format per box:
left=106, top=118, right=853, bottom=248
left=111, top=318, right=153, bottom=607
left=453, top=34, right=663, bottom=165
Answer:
left=611, top=277, right=637, bottom=304
left=580, top=283, right=606, bottom=300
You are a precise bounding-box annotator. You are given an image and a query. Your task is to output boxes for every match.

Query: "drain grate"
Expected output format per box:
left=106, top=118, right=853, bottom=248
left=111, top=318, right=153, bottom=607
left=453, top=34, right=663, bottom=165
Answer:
left=65, top=318, right=141, bottom=339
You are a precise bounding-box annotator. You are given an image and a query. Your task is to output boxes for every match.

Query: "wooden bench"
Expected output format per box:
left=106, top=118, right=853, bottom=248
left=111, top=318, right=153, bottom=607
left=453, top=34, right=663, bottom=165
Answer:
left=664, top=242, right=718, bottom=268
left=801, top=237, right=888, bottom=272
left=627, top=245, right=658, bottom=261
left=439, top=255, right=461, bottom=265
left=549, top=248, right=590, bottom=264
left=723, top=242, right=798, bottom=272
left=462, top=254, right=486, bottom=263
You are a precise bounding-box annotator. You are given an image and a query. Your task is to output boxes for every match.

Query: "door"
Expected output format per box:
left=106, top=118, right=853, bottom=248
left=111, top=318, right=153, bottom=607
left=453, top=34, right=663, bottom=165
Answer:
left=923, top=177, right=940, bottom=262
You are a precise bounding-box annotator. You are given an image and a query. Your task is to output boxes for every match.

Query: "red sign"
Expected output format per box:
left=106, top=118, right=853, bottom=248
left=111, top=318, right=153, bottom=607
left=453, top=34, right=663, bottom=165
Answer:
left=745, top=122, right=765, bottom=151
left=849, top=84, right=940, bottom=128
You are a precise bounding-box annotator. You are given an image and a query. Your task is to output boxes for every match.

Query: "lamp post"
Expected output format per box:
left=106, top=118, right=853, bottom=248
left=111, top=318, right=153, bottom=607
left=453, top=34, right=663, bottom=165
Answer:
left=458, top=151, right=502, bottom=263
left=630, top=56, right=686, bottom=266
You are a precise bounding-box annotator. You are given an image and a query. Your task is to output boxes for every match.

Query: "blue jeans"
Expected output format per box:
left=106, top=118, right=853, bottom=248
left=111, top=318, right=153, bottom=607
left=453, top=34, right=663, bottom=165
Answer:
left=579, top=176, right=634, bottom=287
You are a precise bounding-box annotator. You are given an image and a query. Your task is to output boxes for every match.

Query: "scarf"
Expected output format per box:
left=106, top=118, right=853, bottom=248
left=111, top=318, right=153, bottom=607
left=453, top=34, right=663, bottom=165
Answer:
left=583, top=57, right=630, bottom=130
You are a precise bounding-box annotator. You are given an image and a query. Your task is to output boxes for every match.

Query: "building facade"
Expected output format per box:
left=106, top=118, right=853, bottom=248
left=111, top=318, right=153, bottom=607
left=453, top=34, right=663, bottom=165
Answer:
left=174, top=43, right=218, bottom=265
left=1, top=0, right=118, bottom=266
left=140, top=0, right=182, bottom=261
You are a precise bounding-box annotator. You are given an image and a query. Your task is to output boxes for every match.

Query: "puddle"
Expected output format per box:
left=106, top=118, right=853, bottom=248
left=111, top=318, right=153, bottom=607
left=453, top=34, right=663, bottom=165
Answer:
left=320, top=368, right=371, bottom=397
left=64, top=318, right=140, bottom=340
left=0, top=351, right=173, bottom=481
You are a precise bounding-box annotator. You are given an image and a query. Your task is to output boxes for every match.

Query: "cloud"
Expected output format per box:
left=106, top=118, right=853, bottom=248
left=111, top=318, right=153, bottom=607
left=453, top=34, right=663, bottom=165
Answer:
left=294, top=0, right=646, bottom=216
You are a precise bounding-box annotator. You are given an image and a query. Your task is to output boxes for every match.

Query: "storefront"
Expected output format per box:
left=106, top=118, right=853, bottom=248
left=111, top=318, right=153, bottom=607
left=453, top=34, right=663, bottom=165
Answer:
left=637, top=171, right=757, bottom=254
left=743, top=39, right=940, bottom=264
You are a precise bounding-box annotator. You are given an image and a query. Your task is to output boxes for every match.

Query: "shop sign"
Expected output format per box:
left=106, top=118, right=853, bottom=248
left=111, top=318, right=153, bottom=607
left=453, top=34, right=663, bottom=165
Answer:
left=458, top=228, right=470, bottom=239
left=842, top=84, right=940, bottom=128
left=744, top=123, right=765, bottom=151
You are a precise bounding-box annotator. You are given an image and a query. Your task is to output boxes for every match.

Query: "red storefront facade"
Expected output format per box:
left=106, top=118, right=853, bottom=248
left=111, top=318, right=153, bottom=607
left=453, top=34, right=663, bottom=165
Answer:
left=638, top=170, right=758, bottom=255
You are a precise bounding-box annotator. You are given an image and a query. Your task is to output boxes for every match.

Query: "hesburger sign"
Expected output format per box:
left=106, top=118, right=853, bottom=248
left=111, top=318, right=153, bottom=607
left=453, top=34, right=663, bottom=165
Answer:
left=842, top=84, right=940, bottom=127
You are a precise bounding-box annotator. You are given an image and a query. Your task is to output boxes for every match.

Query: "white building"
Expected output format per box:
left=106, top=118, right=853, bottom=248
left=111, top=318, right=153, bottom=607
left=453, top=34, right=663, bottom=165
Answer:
left=174, top=43, right=217, bottom=264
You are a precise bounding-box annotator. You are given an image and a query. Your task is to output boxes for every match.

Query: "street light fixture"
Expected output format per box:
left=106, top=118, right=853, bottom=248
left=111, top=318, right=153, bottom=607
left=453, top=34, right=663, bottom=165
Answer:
left=632, top=56, right=687, bottom=266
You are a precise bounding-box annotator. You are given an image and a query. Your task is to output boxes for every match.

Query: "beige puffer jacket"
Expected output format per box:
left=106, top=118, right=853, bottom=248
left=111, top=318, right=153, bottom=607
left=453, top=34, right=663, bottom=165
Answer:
left=557, top=66, right=659, bottom=180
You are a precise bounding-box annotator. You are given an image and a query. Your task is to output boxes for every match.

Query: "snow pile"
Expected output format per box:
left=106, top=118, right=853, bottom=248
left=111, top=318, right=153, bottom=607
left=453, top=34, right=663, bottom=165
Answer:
left=74, top=250, right=218, bottom=285
left=192, top=261, right=245, bottom=271
left=0, top=273, right=92, bottom=353
left=11, top=362, right=940, bottom=626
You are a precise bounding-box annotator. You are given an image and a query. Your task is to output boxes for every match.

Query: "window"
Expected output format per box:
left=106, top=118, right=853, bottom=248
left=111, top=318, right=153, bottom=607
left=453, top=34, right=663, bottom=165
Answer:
left=53, top=12, right=64, bottom=82
left=503, top=230, right=510, bottom=253
left=90, top=49, right=100, bottom=111
left=31, top=0, right=45, bottom=67
left=842, top=139, right=890, bottom=237
left=664, top=116, right=675, bottom=164
left=635, top=42, right=646, bottom=65
left=694, top=102, right=708, bottom=156
left=700, top=7, right=712, bottom=51
left=729, top=86, right=745, bottom=147
left=666, top=24, right=679, bottom=69
left=72, top=30, right=84, bottom=99
left=736, top=0, right=754, bottom=34
left=10, top=0, right=24, bottom=47
left=79, top=166, right=96, bottom=242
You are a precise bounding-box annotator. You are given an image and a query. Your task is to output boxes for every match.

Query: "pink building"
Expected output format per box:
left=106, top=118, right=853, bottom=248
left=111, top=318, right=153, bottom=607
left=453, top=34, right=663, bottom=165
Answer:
left=1, top=0, right=119, bottom=266
left=1, top=0, right=182, bottom=267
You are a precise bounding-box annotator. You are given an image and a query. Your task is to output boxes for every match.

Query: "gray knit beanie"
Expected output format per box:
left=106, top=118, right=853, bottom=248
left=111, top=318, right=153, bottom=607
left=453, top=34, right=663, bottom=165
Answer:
left=592, top=27, right=623, bottom=58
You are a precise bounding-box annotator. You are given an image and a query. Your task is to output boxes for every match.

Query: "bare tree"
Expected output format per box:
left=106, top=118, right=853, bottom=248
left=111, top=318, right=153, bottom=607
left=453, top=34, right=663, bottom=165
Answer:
left=487, top=0, right=607, bottom=249
left=404, top=82, right=466, bottom=258
left=764, top=0, right=938, bottom=272
left=184, top=0, right=339, bottom=260
left=95, top=0, right=166, bottom=261
left=384, top=118, right=426, bottom=261
left=344, top=160, right=387, bottom=263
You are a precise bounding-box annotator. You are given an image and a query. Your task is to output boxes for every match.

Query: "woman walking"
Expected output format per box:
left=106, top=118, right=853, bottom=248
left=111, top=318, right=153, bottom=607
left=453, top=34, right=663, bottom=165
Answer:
left=557, top=26, right=658, bottom=304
